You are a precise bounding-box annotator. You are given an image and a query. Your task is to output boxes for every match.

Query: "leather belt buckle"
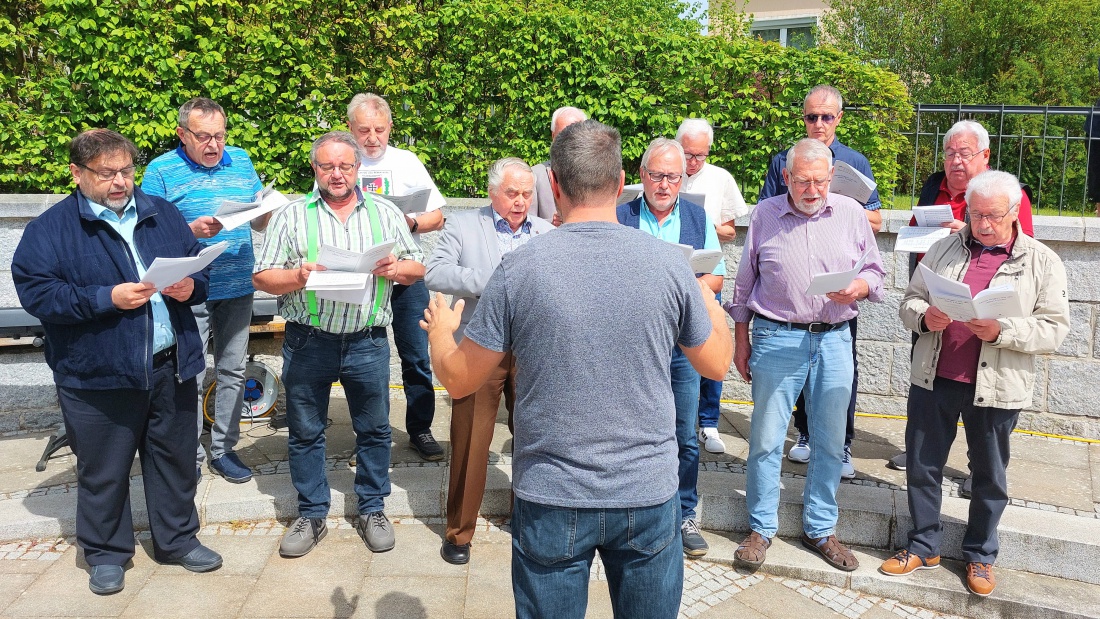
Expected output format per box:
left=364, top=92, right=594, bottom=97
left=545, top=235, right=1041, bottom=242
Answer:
left=807, top=322, right=831, bottom=333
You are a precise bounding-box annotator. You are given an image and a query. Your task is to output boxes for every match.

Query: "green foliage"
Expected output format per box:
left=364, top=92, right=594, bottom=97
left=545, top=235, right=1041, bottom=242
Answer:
left=3, top=0, right=910, bottom=202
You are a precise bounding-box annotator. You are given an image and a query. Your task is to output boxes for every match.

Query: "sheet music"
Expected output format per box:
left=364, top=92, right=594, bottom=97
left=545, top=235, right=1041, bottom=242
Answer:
left=919, top=264, right=1024, bottom=321
left=214, top=183, right=290, bottom=230
left=830, top=161, right=876, bottom=204
left=141, top=241, right=228, bottom=290
left=805, top=252, right=869, bottom=296
left=912, top=204, right=954, bottom=227
left=895, top=226, right=952, bottom=253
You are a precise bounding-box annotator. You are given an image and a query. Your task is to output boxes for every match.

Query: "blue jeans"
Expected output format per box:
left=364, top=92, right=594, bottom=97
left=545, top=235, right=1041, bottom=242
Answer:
left=390, top=280, right=436, bottom=434
left=282, top=322, right=392, bottom=517
left=193, top=293, right=254, bottom=462
left=671, top=349, right=701, bottom=521
left=697, top=293, right=722, bottom=429
left=511, top=496, right=683, bottom=619
left=746, top=317, right=853, bottom=539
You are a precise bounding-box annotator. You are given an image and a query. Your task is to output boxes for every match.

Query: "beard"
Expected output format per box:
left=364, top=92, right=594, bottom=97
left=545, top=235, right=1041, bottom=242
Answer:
left=793, top=198, right=824, bottom=215
left=319, top=183, right=355, bottom=203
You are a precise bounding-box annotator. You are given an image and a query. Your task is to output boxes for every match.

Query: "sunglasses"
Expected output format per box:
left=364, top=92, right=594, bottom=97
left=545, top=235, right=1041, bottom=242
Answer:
left=804, top=114, right=837, bottom=124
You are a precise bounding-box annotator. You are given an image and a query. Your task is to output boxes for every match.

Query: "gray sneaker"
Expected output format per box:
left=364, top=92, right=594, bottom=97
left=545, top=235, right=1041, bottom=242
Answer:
left=359, top=511, right=395, bottom=553
left=280, top=517, right=326, bottom=558
left=681, top=518, right=709, bottom=557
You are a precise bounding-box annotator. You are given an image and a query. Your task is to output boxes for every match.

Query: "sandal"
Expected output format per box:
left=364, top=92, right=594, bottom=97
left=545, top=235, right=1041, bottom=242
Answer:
left=801, top=533, right=859, bottom=572
left=734, top=531, right=771, bottom=567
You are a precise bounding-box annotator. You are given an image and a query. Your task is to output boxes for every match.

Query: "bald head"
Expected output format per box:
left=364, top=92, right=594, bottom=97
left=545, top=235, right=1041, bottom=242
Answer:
left=551, top=106, right=588, bottom=139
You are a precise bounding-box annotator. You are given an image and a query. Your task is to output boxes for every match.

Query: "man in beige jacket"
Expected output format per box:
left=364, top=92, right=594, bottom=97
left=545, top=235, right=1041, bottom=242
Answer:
left=881, top=170, right=1069, bottom=597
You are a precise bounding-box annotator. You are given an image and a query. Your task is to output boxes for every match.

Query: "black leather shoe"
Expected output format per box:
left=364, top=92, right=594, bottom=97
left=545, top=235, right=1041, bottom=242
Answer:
left=441, top=540, right=470, bottom=565
left=89, top=564, right=124, bottom=595
left=169, top=544, right=223, bottom=572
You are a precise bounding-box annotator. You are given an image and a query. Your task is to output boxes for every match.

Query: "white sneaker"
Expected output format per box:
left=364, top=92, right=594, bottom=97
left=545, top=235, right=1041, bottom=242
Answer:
left=699, top=428, right=726, bottom=454
left=841, top=445, right=856, bottom=479
left=787, top=433, right=810, bottom=463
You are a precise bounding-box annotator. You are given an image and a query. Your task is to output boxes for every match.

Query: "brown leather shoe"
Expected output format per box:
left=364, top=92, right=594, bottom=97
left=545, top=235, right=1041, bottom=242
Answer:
left=879, top=549, right=940, bottom=576
left=734, top=531, right=771, bottom=567
left=801, top=533, right=859, bottom=571
left=966, top=562, right=996, bottom=596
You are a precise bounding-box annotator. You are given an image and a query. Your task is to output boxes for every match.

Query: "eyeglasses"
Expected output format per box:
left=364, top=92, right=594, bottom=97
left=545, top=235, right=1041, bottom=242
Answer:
left=967, top=210, right=1011, bottom=224
left=182, top=126, right=227, bottom=144
left=790, top=177, right=830, bottom=190
left=944, top=150, right=984, bottom=162
left=643, top=170, right=683, bottom=184
left=78, top=164, right=136, bottom=181
left=684, top=153, right=708, bottom=162
left=315, top=162, right=357, bottom=175
left=804, top=114, right=837, bottom=124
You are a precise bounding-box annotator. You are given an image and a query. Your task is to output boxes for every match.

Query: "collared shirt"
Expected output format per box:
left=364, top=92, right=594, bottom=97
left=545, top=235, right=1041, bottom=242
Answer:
left=491, top=209, right=534, bottom=255
left=923, top=174, right=1035, bottom=237
left=87, top=197, right=176, bottom=353
left=681, top=162, right=749, bottom=228
left=638, top=197, right=726, bottom=276
left=936, top=236, right=1016, bottom=383
left=727, top=192, right=885, bottom=324
left=760, top=139, right=882, bottom=211
left=142, top=144, right=263, bottom=300
left=254, top=186, right=424, bottom=333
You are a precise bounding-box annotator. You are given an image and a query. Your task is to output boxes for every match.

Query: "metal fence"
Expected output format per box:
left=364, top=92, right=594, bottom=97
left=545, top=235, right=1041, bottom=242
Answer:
left=894, top=103, right=1100, bottom=214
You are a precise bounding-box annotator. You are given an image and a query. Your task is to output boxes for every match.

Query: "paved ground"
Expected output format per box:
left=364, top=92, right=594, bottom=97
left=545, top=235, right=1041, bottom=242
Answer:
left=0, top=390, right=1097, bottom=617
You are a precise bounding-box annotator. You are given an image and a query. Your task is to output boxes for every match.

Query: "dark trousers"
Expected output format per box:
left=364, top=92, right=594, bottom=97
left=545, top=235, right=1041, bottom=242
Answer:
left=390, top=280, right=436, bottom=435
left=904, top=378, right=1019, bottom=564
left=792, top=316, right=858, bottom=447
left=446, top=353, right=515, bottom=546
left=58, top=358, right=200, bottom=566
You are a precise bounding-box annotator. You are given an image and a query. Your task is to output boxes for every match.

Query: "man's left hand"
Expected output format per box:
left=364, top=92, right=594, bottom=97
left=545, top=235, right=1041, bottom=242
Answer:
left=826, top=278, right=869, bottom=305
left=372, top=254, right=400, bottom=280
left=420, top=292, right=464, bottom=337
left=161, top=277, right=194, bottom=302
left=965, top=318, right=1001, bottom=342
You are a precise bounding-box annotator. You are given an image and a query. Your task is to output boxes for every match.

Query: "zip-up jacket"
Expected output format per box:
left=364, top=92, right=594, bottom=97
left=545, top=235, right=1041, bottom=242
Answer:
left=12, top=188, right=208, bottom=390
left=899, top=222, right=1069, bottom=409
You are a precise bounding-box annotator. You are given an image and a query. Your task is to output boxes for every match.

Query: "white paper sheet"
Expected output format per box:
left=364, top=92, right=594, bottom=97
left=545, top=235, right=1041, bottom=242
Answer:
left=912, top=204, right=955, bottom=227
left=689, top=249, right=724, bottom=274
left=805, top=252, right=869, bottom=296
left=895, top=226, right=952, bottom=253
left=378, top=188, right=431, bottom=215
left=141, top=241, right=228, bottom=290
left=306, top=241, right=398, bottom=305
left=830, top=161, right=877, bottom=204
left=305, top=271, right=369, bottom=291
left=214, top=184, right=290, bottom=231
left=618, top=184, right=643, bottom=206
left=919, top=263, right=1024, bottom=321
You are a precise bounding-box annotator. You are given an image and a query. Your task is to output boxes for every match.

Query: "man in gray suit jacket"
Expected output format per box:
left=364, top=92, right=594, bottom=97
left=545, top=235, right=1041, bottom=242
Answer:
left=531, top=106, right=587, bottom=225
left=424, top=157, right=554, bottom=565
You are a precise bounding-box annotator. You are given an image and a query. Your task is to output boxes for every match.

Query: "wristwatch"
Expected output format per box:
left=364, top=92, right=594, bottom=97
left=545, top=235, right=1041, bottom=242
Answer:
left=410, top=218, right=419, bottom=233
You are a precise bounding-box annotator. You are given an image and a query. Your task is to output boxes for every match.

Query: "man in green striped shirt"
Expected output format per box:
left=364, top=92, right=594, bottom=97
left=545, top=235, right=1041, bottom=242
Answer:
left=253, top=131, right=424, bottom=558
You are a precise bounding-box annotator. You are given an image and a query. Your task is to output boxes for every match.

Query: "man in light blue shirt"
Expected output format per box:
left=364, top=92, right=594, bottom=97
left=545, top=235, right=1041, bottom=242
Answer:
left=616, top=137, right=724, bottom=559
left=143, top=97, right=266, bottom=484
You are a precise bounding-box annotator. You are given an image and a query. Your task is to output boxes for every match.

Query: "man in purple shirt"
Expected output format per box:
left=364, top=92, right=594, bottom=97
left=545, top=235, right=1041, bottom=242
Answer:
left=725, top=138, right=885, bottom=572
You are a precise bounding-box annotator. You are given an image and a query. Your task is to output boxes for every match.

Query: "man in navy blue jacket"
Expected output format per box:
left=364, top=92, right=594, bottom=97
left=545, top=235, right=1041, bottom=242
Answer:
left=11, top=129, right=222, bottom=595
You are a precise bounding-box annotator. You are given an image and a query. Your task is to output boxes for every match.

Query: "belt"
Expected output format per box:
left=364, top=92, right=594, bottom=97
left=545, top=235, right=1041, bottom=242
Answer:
left=152, top=346, right=176, bottom=367
left=756, top=315, right=847, bottom=334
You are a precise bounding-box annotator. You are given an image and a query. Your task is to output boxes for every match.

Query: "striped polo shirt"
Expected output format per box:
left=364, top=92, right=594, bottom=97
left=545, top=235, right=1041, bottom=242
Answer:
left=142, top=145, right=263, bottom=300
left=254, top=187, right=423, bottom=333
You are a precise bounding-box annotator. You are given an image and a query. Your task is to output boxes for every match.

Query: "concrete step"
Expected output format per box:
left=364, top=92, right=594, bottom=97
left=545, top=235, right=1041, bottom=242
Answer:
left=702, top=533, right=1100, bottom=619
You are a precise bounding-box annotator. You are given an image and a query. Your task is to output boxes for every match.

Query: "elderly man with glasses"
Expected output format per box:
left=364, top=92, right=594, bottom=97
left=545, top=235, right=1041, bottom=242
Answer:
left=144, top=97, right=268, bottom=485
left=253, top=131, right=424, bottom=559
left=881, top=170, right=1068, bottom=597
left=759, top=84, right=882, bottom=479
left=727, top=138, right=884, bottom=573
left=617, top=137, right=725, bottom=559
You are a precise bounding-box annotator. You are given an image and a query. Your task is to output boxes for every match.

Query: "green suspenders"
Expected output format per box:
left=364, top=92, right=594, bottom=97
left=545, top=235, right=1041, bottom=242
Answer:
left=303, top=193, right=389, bottom=330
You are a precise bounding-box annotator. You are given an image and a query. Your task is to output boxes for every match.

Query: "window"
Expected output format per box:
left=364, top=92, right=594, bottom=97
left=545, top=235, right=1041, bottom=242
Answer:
left=750, top=16, right=818, bottom=49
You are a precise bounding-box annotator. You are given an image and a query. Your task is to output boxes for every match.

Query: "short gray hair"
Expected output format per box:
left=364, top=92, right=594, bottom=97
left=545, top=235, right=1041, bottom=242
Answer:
left=310, top=131, right=363, bottom=167
left=487, top=157, right=533, bottom=194
left=347, top=93, right=392, bottom=123
left=675, top=118, right=713, bottom=146
left=641, top=138, right=686, bottom=174
left=964, top=170, right=1022, bottom=212
left=549, top=120, right=622, bottom=205
left=804, top=84, right=843, bottom=113
left=943, top=120, right=990, bottom=152
left=551, top=106, right=587, bottom=133
left=178, top=97, right=225, bottom=128
left=785, top=138, right=834, bottom=173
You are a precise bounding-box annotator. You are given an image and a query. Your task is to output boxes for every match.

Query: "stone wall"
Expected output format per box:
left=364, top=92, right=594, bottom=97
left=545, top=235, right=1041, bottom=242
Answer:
left=3, top=194, right=1100, bottom=438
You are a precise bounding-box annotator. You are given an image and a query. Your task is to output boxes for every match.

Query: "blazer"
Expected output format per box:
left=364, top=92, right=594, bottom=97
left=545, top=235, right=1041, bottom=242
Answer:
left=424, top=206, right=554, bottom=340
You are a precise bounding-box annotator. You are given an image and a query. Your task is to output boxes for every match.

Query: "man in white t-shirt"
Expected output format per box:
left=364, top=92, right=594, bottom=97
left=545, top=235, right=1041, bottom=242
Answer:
left=347, top=93, right=446, bottom=461
left=675, top=117, right=749, bottom=456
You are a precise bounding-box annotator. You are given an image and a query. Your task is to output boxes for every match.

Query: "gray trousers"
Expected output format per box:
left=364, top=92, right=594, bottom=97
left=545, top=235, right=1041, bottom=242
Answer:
left=193, top=293, right=254, bottom=463
left=904, top=377, right=1019, bottom=564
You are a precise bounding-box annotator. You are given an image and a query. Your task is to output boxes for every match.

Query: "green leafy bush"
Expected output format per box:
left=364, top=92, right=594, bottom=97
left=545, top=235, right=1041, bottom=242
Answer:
left=1, top=0, right=910, bottom=202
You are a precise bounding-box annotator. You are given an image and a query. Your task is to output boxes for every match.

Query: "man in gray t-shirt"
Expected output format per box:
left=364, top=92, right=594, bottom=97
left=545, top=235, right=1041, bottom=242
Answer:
left=422, top=120, right=733, bottom=619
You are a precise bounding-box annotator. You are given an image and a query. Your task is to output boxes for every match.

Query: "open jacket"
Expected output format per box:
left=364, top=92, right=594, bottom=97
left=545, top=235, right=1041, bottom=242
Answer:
left=11, top=188, right=208, bottom=390
left=899, top=222, right=1069, bottom=409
